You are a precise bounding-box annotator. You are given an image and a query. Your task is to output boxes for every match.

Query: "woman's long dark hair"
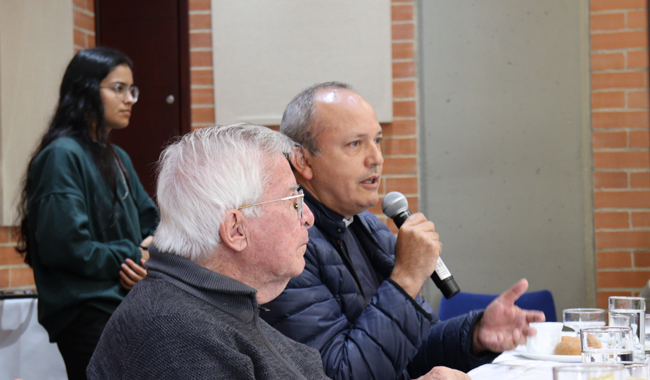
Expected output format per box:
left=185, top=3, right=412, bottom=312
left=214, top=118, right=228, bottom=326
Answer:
left=15, top=47, right=134, bottom=265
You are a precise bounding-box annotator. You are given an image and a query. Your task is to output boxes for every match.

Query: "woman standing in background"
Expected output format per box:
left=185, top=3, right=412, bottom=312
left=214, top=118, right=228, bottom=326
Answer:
left=14, top=47, right=159, bottom=380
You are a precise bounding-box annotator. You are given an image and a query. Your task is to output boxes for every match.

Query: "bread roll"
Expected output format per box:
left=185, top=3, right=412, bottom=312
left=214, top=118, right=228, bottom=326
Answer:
left=587, top=333, right=603, bottom=349
left=555, top=336, right=581, bottom=355
left=554, top=334, right=602, bottom=355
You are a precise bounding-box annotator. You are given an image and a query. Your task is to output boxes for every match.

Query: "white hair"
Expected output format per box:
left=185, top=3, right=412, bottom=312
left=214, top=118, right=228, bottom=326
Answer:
left=153, top=123, right=297, bottom=262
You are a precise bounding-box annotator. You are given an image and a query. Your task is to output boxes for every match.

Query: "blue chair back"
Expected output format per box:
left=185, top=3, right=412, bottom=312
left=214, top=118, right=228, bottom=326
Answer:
left=437, top=289, right=557, bottom=322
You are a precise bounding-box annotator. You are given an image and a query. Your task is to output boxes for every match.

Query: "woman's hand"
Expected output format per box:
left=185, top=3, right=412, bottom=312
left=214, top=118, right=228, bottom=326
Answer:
left=119, top=258, right=147, bottom=290
left=120, top=235, right=154, bottom=290
left=139, top=235, right=153, bottom=261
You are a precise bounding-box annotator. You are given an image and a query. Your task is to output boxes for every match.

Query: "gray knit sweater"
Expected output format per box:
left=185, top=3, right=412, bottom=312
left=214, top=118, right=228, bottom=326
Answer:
left=87, top=245, right=330, bottom=379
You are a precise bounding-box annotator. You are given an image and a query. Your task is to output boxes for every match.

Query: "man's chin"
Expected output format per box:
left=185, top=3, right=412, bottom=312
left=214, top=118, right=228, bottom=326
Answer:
left=290, top=256, right=307, bottom=278
left=351, top=197, right=379, bottom=216
left=367, top=194, right=380, bottom=208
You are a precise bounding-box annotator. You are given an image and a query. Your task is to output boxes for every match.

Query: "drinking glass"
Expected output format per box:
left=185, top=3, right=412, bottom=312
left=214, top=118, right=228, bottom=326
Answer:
left=619, top=361, right=650, bottom=380
left=563, top=308, right=607, bottom=336
left=581, top=326, right=634, bottom=363
left=609, top=297, right=646, bottom=362
left=553, top=364, right=625, bottom=380
left=645, top=313, right=650, bottom=359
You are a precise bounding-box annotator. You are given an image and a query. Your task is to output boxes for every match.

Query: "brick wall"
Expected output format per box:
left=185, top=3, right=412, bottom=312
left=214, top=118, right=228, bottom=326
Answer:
left=73, top=0, right=95, bottom=52
left=591, top=0, right=650, bottom=308
left=0, top=228, right=31, bottom=289
left=374, top=0, right=420, bottom=232
left=188, top=0, right=216, bottom=130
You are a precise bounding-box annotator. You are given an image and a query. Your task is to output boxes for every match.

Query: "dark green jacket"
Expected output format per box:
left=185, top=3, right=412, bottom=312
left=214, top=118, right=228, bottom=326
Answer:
left=27, top=136, right=158, bottom=342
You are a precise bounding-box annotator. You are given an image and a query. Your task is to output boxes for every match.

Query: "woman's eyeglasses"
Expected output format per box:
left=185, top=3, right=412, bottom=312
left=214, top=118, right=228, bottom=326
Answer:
left=100, top=82, right=139, bottom=103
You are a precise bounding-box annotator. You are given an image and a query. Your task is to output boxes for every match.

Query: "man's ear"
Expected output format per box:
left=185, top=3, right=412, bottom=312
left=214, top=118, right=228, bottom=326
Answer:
left=219, top=209, right=248, bottom=252
left=290, top=147, right=314, bottom=181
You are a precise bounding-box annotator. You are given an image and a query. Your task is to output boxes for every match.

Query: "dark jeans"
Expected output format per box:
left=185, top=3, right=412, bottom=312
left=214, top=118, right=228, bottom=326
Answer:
left=56, top=306, right=111, bottom=380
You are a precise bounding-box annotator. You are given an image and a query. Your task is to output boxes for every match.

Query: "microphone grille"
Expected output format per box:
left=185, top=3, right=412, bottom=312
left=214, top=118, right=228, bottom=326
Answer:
left=382, top=191, right=409, bottom=218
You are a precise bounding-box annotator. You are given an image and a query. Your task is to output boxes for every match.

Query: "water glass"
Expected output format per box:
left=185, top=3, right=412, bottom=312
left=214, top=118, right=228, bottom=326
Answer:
left=645, top=313, right=650, bottom=358
left=620, top=361, right=650, bottom=380
left=553, top=364, right=625, bottom=380
left=581, top=326, right=634, bottom=363
left=563, top=308, right=607, bottom=336
left=609, top=296, right=646, bottom=362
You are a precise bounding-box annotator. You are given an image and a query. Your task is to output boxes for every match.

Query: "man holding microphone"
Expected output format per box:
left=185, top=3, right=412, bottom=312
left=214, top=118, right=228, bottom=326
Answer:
left=261, top=82, right=545, bottom=380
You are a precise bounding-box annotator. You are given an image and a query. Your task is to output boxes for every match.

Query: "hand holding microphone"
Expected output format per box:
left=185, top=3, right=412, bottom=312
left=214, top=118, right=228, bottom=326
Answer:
left=382, top=192, right=460, bottom=299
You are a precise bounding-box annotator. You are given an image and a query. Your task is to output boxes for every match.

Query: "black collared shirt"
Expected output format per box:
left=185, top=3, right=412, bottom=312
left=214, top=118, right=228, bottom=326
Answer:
left=303, top=190, right=380, bottom=306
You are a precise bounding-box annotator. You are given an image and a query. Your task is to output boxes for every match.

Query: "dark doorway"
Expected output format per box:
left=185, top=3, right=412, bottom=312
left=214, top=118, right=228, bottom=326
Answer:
left=95, top=0, right=191, bottom=198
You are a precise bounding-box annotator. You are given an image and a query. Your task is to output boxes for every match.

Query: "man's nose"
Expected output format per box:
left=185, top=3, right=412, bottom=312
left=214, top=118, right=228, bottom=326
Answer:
left=302, top=203, right=315, bottom=228
left=365, top=142, right=384, bottom=167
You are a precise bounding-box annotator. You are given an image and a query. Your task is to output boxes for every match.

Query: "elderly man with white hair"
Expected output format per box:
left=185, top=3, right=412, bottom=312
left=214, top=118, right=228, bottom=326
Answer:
left=87, top=124, right=330, bottom=380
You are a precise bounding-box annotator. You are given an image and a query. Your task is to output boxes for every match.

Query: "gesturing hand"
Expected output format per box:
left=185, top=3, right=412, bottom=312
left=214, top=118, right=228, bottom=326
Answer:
left=473, top=278, right=546, bottom=353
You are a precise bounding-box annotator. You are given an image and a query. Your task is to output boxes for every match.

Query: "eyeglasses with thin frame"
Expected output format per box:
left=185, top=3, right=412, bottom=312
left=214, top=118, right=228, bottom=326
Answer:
left=237, top=189, right=304, bottom=219
left=100, top=82, right=139, bottom=103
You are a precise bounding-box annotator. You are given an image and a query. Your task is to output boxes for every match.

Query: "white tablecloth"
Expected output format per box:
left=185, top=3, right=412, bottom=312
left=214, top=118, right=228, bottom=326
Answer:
left=469, top=347, right=575, bottom=380
left=0, top=298, right=66, bottom=380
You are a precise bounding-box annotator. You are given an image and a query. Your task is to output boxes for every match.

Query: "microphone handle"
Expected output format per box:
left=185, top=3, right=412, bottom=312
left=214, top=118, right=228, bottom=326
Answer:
left=393, top=210, right=460, bottom=299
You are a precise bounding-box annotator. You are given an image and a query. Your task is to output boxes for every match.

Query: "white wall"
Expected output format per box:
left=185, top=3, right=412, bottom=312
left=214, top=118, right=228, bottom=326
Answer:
left=0, top=0, right=73, bottom=225
left=211, top=0, right=393, bottom=125
left=418, top=0, right=593, bottom=319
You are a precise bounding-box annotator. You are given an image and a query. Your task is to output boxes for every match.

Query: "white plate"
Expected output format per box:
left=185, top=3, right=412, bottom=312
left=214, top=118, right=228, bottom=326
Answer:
left=515, top=350, right=581, bottom=363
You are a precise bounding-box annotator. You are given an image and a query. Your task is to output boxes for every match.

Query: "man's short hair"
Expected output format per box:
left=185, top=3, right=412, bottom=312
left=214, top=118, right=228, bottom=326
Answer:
left=154, top=123, right=297, bottom=262
left=280, top=81, right=351, bottom=155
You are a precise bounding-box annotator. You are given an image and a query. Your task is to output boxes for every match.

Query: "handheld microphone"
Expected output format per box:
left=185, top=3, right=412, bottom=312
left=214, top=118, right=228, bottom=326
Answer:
left=382, top=191, right=460, bottom=299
